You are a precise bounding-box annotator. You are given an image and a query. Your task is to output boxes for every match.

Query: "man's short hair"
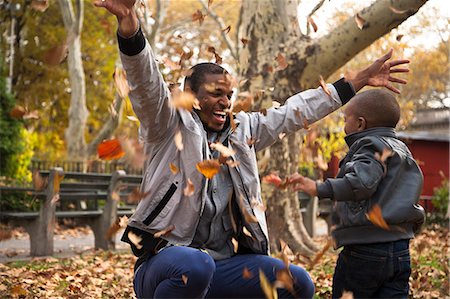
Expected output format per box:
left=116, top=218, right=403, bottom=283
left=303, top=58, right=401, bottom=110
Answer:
left=184, top=63, right=228, bottom=93
left=350, top=89, right=400, bottom=128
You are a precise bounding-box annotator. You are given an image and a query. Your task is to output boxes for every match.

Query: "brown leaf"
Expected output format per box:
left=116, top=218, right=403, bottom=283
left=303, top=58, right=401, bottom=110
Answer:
left=319, top=75, right=332, bottom=97
left=9, top=106, right=26, bottom=119
left=170, top=90, right=200, bottom=112
left=11, top=285, right=27, bottom=297
left=183, top=178, right=195, bottom=197
left=366, top=204, right=390, bottom=230
left=114, top=67, right=130, bottom=98
left=22, top=110, right=39, bottom=120
left=192, top=9, right=205, bottom=25
left=127, top=231, right=143, bottom=249
left=233, top=91, right=254, bottom=113
left=127, top=188, right=150, bottom=204
left=43, top=42, right=68, bottom=65
left=182, top=274, right=189, bottom=285
left=162, top=56, right=181, bottom=71
left=0, top=229, right=13, bottom=242
left=196, top=159, right=221, bottom=179
left=239, top=195, right=258, bottom=223
left=214, top=53, right=223, bottom=65
left=275, top=268, right=295, bottom=296
left=274, top=53, right=288, bottom=72
left=31, top=0, right=49, bottom=12
left=374, top=148, right=394, bottom=163
left=105, top=221, right=121, bottom=240
left=307, top=16, right=318, bottom=32
left=309, top=238, right=333, bottom=269
left=97, top=139, right=125, bottom=160
left=240, top=38, right=249, bottom=46
left=259, top=270, right=278, bottom=299
left=354, top=13, right=367, bottom=30
left=222, top=25, right=231, bottom=34
left=169, top=163, right=179, bottom=174
left=174, top=130, right=184, bottom=151
left=154, top=224, right=175, bottom=238
left=32, top=170, right=47, bottom=191
left=396, top=34, right=404, bottom=42
left=242, top=267, right=253, bottom=279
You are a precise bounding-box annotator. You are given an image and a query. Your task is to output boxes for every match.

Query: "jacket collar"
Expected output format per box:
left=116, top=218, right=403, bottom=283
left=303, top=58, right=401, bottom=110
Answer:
left=344, top=127, right=397, bottom=147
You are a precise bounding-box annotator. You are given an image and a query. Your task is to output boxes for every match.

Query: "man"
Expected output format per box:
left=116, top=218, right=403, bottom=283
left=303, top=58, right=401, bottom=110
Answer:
left=95, top=1, right=410, bottom=298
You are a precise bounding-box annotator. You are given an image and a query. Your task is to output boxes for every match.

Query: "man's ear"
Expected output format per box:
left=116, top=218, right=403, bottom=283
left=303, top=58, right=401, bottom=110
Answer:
left=357, top=117, right=367, bottom=131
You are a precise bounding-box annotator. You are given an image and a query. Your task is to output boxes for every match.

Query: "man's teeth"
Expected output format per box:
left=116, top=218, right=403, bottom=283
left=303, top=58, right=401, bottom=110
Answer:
left=214, top=111, right=226, bottom=117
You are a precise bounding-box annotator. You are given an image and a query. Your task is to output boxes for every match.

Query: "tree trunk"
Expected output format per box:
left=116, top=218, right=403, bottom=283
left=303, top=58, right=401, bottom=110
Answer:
left=238, top=0, right=428, bottom=257
left=58, top=0, right=87, bottom=160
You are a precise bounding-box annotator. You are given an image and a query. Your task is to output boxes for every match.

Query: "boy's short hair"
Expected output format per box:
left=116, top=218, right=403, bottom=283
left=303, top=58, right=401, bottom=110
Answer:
left=350, top=89, right=400, bottom=128
left=184, top=63, right=228, bottom=93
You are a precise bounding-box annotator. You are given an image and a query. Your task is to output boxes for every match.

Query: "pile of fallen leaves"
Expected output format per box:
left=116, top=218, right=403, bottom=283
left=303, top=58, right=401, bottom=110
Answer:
left=0, top=225, right=447, bottom=298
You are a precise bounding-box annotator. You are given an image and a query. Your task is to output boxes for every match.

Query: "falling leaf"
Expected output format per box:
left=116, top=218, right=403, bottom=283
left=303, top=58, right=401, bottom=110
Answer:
left=389, top=6, right=408, bottom=14
left=222, top=25, right=231, bottom=34
left=262, top=173, right=283, bottom=187
left=272, top=101, right=281, bottom=109
left=279, top=239, right=294, bottom=267
left=53, top=172, right=64, bottom=193
left=278, top=132, right=286, bottom=140
left=127, top=188, right=150, bottom=204
left=118, top=215, right=129, bottom=227
left=154, top=224, right=176, bottom=238
left=233, top=91, right=254, bottom=113
left=354, top=13, right=367, bottom=30
left=210, top=142, right=235, bottom=157
left=307, top=16, right=318, bottom=32
left=98, top=139, right=125, bottom=160
left=170, top=90, right=200, bottom=112
left=274, top=53, right=288, bottom=72
left=196, top=159, right=221, bottom=179
left=114, top=67, right=130, bottom=98
left=259, top=270, right=278, bottom=299
left=174, top=130, right=184, bottom=151
left=396, top=34, right=404, bottom=42
left=169, top=163, right=179, bottom=174
left=9, top=106, right=27, bottom=119
left=250, top=198, right=266, bottom=212
left=0, top=229, right=13, bottom=242
left=192, top=9, right=205, bottom=25
left=247, top=137, right=257, bottom=146
left=214, top=53, right=223, bottom=64
left=162, top=56, right=181, bottom=71
left=240, top=38, right=249, bottom=46
left=309, top=238, right=333, bottom=269
left=182, top=274, right=189, bottom=285
left=105, top=221, right=121, bottom=240
left=184, top=178, right=195, bottom=197
left=22, top=110, right=39, bottom=120
left=239, top=195, right=258, bottom=223
left=32, top=170, right=47, bottom=191
left=275, top=268, right=295, bottom=296
left=226, top=159, right=240, bottom=168
left=243, top=226, right=254, bottom=238
left=319, top=75, right=332, bottom=97
left=31, top=0, right=49, bottom=12
left=366, top=204, right=389, bottom=230
left=43, top=42, right=68, bottom=65
left=127, top=231, right=143, bottom=249
left=374, top=148, right=394, bottom=163
left=11, top=285, right=27, bottom=297
left=242, top=267, right=253, bottom=279
left=232, top=237, right=239, bottom=253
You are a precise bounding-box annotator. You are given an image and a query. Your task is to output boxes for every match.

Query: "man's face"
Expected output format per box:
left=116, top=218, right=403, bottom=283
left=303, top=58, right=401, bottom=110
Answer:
left=343, top=104, right=363, bottom=135
left=194, top=73, right=234, bottom=132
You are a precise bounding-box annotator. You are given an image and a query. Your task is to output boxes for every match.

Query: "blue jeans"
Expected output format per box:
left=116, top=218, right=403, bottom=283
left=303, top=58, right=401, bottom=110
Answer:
left=134, top=246, right=315, bottom=298
left=332, top=239, right=411, bottom=299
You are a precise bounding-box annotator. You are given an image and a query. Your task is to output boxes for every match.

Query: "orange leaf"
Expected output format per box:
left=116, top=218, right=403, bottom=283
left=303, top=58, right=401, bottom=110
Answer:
left=154, top=224, right=175, bottom=238
left=274, top=53, right=288, bottom=72
left=9, top=106, right=26, bottom=119
left=262, top=173, right=282, bottom=187
left=355, top=13, right=367, bottom=30
left=319, top=75, right=332, bottom=97
left=307, top=16, right=318, bottom=32
left=242, top=267, right=253, bottom=279
left=192, top=9, right=205, bottom=25
left=43, top=42, right=68, bottom=65
left=233, top=91, right=254, bottom=113
left=170, top=90, right=200, bottom=112
left=169, top=163, right=179, bottom=174
left=275, top=268, right=295, bottom=296
left=196, top=159, right=221, bottom=179
left=11, top=285, right=27, bottom=297
left=184, top=178, right=195, bottom=197
left=366, top=204, right=390, bottom=230
left=98, top=139, right=125, bottom=160
left=259, top=270, right=277, bottom=299
left=239, top=195, right=258, bottom=224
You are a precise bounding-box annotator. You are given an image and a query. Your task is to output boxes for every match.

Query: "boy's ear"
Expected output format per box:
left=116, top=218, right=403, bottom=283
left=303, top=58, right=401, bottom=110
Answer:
left=357, top=117, right=367, bottom=131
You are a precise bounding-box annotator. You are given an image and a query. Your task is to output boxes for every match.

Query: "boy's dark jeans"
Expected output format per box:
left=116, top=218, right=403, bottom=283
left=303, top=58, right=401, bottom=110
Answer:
left=332, top=239, right=411, bottom=299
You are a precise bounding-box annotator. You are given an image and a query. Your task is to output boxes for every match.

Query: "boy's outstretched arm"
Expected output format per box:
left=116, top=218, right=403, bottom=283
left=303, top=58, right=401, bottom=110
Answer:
left=289, top=173, right=318, bottom=197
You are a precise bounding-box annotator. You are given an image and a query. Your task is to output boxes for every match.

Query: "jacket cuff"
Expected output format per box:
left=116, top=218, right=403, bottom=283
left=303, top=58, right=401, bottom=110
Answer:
left=117, top=26, right=146, bottom=56
left=317, top=180, right=334, bottom=199
left=333, top=78, right=355, bottom=105
left=327, top=177, right=355, bottom=201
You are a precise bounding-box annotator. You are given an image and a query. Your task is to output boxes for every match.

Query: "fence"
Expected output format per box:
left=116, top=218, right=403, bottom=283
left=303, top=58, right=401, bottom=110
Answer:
left=30, top=159, right=142, bottom=175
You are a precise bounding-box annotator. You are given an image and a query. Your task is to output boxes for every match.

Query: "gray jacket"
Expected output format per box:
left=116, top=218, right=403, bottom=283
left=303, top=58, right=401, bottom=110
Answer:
left=317, top=127, right=425, bottom=248
left=118, top=28, right=355, bottom=257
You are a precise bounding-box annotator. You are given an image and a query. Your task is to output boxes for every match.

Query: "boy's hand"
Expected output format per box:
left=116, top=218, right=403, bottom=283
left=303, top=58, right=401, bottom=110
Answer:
left=288, top=173, right=318, bottom=197
left=346, top=49, right=409, bottom=94
left=93, top=0, right=138, bottom=37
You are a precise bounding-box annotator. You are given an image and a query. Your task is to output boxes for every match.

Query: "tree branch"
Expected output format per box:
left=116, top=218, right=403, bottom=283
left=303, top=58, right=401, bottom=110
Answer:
left=198, top=0, right=238, bottom=61
left=306, top=0, right=325, bottom=35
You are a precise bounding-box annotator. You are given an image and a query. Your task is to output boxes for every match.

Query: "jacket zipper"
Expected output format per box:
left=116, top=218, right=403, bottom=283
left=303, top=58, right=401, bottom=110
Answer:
left=143, top=183, right=178, bottom=225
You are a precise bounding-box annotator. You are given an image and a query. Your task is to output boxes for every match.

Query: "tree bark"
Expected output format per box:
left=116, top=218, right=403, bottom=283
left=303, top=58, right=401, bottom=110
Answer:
left=58, top=0, right=88, bottom=160
left=238, top=0, right=428, bottom=257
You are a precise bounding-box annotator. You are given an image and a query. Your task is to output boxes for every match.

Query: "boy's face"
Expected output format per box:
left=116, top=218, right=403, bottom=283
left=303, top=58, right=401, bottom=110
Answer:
left=195, top=73, right=234, bottom=132
left=343, top=104, right=364, bottom=135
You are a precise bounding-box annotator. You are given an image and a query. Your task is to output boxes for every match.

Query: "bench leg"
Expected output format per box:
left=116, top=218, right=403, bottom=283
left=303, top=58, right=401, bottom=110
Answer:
left=21, top=218, right=54, bottom=257
left=85, top=218, right=116, bottom=251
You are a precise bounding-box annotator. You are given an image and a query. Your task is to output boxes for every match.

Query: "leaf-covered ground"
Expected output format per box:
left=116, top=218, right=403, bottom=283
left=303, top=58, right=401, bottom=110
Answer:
left=0, top=225, right=448, bottom=298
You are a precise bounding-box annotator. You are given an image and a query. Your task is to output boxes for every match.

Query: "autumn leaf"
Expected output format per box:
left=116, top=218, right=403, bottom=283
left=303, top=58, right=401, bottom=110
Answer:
left=275, top=268, right=295, bottom=296
left=169, top=163, right=179, bottom=174
left=239, top=195, right=258, bottom=224
left=274, top=53, right=288, bottom=72
left=222, top=25, right=231, bottom=34
left=355, top=13, right=367, bottom=30
left=98, top=139, right=125, bottom=160
left=192, top=9, right=206, bottom=25
left=262, top=173, right=282, bottom=187
left=210, top=142, right=235, bottom=157
left=259, top=270, right=278, bottom=299
left=11, top=285, right=27, bottom=297
left=319, top=75, right=332, bottom=97
left=232, top=237, right=239, bottom=253
left=32, top=170, right=47, bottom=191
left=174, top=130, right=184, bottom=151
left=366, top=204, right=389, bottom=230
left=9, top=106, right=27, bottom=119
left=154, top=224, right=175, bottom=238
left=113, top=67, right=130, bottom=98
left=278, top=132, right=286, bottom=140
left=127, top=231, right=143, bottom=249
left=127, top=188, right=150, bottom=204
left=240, top=38, right=249, bottom=46
left=170, top=90, right=200, bottom=112
left=31, top=0, right=49, bottom=12
left=396, top=34, right=404, bottom=42
left=184, top=178, right=195, bottom=197
left=105, top=221, right=121, bottom=240
left=182, top=274, right=189, bottom=285
left=43, top=42, right=68, bottom=65
left=162, top=56, right=181, bottom=71
left=233, top=91, right=254, bottom=113
left=307, top=16, right=318, bottom=32
left=196, top=159, right=221, bottom=179
left=0, top=228, right=13, bottom=242
left=309, top=238, right=333, bottom=269
left=120, top=137, right=146, bottom=169
left=374, top=148, right=394, bottom=163
left=242, top=267, right=253, bottom=279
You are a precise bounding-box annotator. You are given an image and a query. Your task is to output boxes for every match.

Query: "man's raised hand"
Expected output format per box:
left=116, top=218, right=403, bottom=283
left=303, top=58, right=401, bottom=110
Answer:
left=93, top=0, right=138, bottom=37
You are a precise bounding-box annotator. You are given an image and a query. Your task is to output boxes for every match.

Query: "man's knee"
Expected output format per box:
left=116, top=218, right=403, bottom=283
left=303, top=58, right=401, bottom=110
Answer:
left=182, top=249, right=216, bottom=291
left=290, top=265, right=315, bottom=298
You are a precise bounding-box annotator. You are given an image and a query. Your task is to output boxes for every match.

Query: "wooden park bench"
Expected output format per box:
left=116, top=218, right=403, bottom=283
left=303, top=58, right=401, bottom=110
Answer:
left=0, top=168, right=142, bottom=256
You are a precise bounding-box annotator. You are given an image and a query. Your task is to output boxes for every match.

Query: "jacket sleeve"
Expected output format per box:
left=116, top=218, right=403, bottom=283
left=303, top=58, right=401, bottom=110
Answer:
left=118, top=27, right=178, bottom=143
left=249, top=79, right=355, bottom=152
left=326, top=138, right=385, bottom=202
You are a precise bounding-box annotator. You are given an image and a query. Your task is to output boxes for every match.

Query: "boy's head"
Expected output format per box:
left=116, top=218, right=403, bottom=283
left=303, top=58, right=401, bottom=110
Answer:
left=343, top=89, right=400, bottom=135
left=183, top=63, right=234, bottom=132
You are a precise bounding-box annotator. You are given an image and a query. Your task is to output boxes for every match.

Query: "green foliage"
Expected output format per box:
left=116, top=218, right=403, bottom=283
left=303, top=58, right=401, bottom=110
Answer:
left=430, top=176, right=449, bottom=223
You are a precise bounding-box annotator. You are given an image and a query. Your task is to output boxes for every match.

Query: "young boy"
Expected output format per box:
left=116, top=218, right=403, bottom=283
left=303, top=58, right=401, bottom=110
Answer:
left=291, top=89, right=425, bottom=298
